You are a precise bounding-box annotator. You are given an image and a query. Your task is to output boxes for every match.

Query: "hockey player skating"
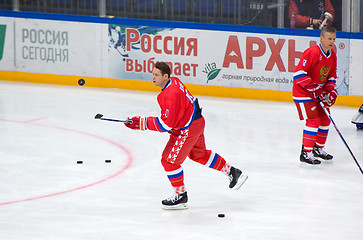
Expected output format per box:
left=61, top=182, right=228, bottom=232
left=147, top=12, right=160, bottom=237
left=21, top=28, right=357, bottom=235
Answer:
left=124, top=62, right=248, bottom=210
left=292, top=26, right=338, bottom=166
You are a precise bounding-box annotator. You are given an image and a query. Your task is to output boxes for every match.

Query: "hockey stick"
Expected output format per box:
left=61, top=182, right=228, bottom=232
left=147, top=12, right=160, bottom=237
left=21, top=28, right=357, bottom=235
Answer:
left=319, top=102, right=363, bottom=175
left=94, top=114, right=132, bottom=124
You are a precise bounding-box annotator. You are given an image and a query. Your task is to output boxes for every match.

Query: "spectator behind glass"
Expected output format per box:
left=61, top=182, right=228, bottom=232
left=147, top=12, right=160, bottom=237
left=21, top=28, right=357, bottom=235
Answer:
left=289, top=0, right=335, bottom=29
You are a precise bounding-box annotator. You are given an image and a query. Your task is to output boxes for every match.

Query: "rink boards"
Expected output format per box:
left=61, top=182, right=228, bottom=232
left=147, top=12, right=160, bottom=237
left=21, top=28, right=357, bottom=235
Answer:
left=0, top=11, right=362, bottom=107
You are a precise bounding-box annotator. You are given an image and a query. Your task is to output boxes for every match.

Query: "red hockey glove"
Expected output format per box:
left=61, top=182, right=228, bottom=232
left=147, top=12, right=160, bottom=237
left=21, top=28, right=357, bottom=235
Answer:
left=306, top=84, right=323, bottom=102
left=322, top=89, right=338, bottom=107
left=124, top=116, right=147, bottom=131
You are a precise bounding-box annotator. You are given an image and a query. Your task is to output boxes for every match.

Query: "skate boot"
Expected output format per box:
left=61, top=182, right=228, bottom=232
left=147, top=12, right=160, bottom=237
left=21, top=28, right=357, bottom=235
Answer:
left=161, top=192, right=188, bottom=210
left=300, top=148, right=321, bottom=166
left=313, top=146, right=333, bottom=163
left=228, top=167, right=248, bottom=190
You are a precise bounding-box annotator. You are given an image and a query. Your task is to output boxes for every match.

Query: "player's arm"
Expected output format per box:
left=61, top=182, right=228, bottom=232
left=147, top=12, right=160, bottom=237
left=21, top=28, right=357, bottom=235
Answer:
left=293, top=50, right=313, bottom=88
left=293, top=50, right=323, bottom=102
left=124, top=94, right=180, bottom=132
left=123, top=115, right=172, bottom=132
left=147, top=92, right=187, bottom=132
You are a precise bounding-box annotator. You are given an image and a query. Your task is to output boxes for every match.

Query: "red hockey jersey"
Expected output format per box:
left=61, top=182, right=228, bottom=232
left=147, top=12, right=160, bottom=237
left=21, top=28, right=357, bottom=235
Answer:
left=146, top=77, right=197, bottom=132
left=292, top=44, right=337, bottom=103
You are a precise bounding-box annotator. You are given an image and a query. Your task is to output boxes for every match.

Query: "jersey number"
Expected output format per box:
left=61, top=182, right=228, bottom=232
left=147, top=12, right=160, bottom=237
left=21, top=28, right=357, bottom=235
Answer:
left=179, top=82, right=194, bottom=104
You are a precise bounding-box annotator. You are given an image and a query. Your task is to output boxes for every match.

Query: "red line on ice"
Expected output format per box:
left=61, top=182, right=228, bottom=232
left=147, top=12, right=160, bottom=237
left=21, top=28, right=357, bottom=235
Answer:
left=22, top=116, right=49, bottom=123
left=0, top=119, right=133, bottom=206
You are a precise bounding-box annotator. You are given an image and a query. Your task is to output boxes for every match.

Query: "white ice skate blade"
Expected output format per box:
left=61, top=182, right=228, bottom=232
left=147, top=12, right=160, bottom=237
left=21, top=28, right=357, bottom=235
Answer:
left=161, top=203, right=188, bottom=210
left=299, top=162, right=321, bottom=168
left=232, top=174, right=248, bottom=190
left=321, top=160, right=334, bottom=164
left=315, top=158, right=334, bottom=164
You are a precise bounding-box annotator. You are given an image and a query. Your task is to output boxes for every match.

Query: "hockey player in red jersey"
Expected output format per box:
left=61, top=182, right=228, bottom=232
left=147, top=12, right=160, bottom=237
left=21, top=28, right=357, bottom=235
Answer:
left=124, top=62, right=248, bottom=210
left=292, top=26, right=338, bottom=166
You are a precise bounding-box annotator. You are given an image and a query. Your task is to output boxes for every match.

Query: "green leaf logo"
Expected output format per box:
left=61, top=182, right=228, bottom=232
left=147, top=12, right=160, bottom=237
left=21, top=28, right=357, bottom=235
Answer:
left=0, top=25, right=6, bottom=61
left=207, top=69, right=221, bottom=83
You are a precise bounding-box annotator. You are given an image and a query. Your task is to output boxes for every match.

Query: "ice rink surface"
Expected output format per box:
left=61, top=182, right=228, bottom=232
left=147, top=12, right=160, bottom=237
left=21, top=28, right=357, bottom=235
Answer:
left=0, top=80, right=362, bottom=240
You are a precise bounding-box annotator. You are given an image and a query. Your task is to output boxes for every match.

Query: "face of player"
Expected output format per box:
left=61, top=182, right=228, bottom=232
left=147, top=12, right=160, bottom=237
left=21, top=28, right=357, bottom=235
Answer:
left=320, top=32, right=336, bottom=54
left=152, top=67, right=169, bottom=88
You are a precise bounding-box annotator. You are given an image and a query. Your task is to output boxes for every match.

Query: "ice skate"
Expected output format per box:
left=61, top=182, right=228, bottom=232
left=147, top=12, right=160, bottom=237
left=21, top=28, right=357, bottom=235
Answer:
left=228, top=167, right=248, bottom=190
left=351, top=104, right=363, bottom=130
left=161, top=192, right=188, bottom=210
left=313, top=146, right=333, bottom=163
left=300, top=148, right=321, bottom=167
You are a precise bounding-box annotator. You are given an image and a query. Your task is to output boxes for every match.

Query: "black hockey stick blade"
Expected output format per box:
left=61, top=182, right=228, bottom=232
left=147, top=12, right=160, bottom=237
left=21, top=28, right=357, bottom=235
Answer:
left=95, top=113, right=103, bottom=119
left=94, top=114, right=132, bottom=123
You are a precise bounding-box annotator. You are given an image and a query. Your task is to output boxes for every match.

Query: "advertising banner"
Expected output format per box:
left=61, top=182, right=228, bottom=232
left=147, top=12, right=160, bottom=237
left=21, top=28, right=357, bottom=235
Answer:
left=0, top=17, right=355, bottom=96
left=106, top=25, right=350, bottom=95
left=0, top=17, right=103, bottom=77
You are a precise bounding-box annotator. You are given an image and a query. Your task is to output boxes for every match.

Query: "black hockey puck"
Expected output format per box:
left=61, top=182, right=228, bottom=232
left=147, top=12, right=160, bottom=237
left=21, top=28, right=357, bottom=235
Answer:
left=77, top=161, right=83, bottom=164
left=78, top=78, right=85, bottom=86
left=218, top=214, right=225, bottom=218
left=105, top=160, right=111, bottom=163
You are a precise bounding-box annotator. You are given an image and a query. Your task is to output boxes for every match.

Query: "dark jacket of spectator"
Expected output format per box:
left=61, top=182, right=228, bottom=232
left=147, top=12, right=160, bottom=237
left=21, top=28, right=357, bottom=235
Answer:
left=289, top=0, right=335, bottom=29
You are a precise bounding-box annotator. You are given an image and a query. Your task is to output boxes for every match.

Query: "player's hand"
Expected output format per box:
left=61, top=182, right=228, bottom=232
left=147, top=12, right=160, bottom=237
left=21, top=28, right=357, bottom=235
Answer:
left=306, top=84, right=323, bottom=102
left=124, top=116, right=147, bottom=131
left=322, top=89, right=338, bottom=107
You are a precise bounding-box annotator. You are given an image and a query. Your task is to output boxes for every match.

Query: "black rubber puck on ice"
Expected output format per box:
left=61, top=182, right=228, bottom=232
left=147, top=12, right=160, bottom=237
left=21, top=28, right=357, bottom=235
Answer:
left=105, top=160, right=111, bottom=163
left=77, top=161, right=83, bottom=164
left=78, top=78, right=85, bottom=86
left=218, top=214, right=225, bottom=218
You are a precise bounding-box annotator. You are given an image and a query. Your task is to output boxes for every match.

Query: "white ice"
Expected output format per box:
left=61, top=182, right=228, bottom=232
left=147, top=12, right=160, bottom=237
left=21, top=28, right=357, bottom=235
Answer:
left=0, top=81, right=362, bottom=240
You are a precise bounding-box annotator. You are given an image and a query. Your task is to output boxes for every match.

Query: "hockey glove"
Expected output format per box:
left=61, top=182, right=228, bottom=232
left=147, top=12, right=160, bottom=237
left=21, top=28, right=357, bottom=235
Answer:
left=306, top=84, right=323, bottom=102
left=322, top=89, right=338, bottom=107
left=124, top=116, right=147, bottom=131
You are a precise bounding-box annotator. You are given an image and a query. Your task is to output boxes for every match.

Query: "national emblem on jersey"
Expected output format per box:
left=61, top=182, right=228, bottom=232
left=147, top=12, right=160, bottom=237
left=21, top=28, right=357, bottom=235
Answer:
left=319, top=66, right=330, bottom=82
